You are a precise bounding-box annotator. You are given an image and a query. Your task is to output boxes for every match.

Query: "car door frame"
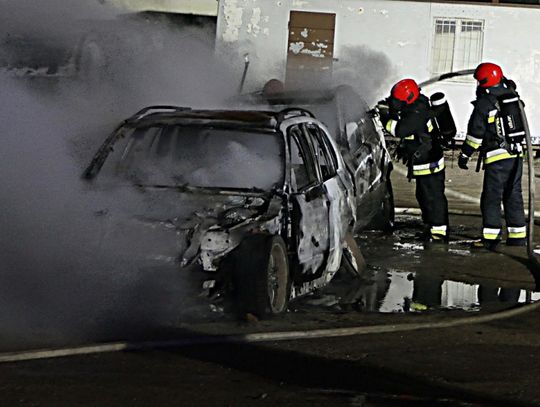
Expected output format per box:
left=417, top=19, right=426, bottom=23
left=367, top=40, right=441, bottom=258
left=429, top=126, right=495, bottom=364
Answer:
left=283, top=121, right=331, bottom=281
left=281, top=117, right=355, bottom=280
left=303, top=121, right=353, bottom=275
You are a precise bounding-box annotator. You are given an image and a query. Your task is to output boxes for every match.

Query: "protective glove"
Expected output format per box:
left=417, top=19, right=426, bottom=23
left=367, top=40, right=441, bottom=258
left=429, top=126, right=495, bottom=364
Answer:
left=439, top=136, right=454, bottom=151
left=458, top=153, right=469, bottom=170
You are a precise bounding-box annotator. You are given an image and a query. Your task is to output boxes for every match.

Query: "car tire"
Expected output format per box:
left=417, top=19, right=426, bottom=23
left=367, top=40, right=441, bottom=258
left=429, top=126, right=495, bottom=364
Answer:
left=340, top=232, right=366, bottom=277
left=233, top=234, right=290, bottom=319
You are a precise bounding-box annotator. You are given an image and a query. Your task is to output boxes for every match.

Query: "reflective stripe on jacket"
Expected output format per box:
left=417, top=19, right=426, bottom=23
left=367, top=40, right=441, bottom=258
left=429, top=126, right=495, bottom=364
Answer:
left=384, top=94, right=444, bottom=177
left=484, top=147, right=521, bottom=165
left=461, top=82, right=523, bottom=165
left=412, top=157, right=445, bottom=177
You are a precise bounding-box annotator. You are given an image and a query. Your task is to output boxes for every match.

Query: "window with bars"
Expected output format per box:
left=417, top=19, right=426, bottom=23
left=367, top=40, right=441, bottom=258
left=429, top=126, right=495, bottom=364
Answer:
left=431, top=18, right=484, bottom=77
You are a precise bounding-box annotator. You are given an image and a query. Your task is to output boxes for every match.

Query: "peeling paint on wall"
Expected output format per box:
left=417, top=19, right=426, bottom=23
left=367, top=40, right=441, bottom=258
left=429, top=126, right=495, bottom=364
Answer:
left=312, top=42, right=329, bottom=49
left=288, top=41, right=328, bottom=59
left=289, top=41, right=305, bottom=54
left=222, top=0, right=243, bottom=43
left=301, top=48, right=325, bottom=58
left=300, top=28, right=309, bottom=38
left=247, top=7, right=262, bottom=36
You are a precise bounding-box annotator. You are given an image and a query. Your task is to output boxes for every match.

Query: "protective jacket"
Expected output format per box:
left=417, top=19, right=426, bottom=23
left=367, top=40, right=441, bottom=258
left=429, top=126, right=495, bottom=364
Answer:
left=385, top=95, right=444, bottom=178
left=461, top=79, right=526, bottom=245
left=461, top=81, right=523, bottom=164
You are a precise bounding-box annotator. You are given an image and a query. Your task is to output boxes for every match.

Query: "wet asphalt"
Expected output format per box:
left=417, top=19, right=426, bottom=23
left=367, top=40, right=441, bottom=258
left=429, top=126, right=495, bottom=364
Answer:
left=2, top=157, right=540, bottom=406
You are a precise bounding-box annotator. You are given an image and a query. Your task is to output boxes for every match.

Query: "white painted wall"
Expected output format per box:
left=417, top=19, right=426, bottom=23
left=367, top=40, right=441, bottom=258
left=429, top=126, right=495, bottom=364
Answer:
left=216, top=0, right=540, bottom=140
left=112, top=0, right=218, bottom=16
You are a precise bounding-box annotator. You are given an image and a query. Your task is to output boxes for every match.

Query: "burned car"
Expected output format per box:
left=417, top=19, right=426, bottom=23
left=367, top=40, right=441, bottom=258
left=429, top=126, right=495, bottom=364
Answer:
left=236, top=85, right=394, bottom=232
left=83, top=106, right=360, bottom=317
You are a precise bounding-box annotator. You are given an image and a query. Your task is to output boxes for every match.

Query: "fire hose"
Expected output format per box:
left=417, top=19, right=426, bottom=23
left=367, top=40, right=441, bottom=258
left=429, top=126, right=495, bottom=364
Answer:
left=1, top=299, right=540, bottom=363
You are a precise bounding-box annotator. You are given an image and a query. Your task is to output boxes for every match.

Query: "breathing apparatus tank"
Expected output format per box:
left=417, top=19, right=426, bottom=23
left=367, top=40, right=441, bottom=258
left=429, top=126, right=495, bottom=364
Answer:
left=497, top=94, right=526, bottom=145
left=429, top=92, right=457, bottom=147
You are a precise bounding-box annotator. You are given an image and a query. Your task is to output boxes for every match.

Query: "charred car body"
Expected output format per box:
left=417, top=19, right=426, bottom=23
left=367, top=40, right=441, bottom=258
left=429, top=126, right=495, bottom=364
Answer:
left=84, top=106, right=359, bottom=317
left=236, top=85, right=394, bottom=232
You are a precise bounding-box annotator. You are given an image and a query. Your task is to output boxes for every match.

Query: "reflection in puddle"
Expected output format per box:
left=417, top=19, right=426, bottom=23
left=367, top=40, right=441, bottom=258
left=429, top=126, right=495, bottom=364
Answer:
left=303, top=269, right=540, bottom=314
left=374, top=270, right=539, bottom=313
left=447, top=248, right=472, bottom=256
left=378, top=270, right=413, bottom=313
left=393, top=242, right=424, bottom=252
left=441, top=280, right=479, bottom=310
left=302, top=215, right=540, bottom=315
left=393, top=241, right=475, bottom=257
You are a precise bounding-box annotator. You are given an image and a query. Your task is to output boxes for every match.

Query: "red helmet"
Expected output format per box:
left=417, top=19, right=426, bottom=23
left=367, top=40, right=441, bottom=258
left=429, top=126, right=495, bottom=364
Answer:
left=474, top=62, right=503, bottom=88
left=391, top=79, right=419, bottom=105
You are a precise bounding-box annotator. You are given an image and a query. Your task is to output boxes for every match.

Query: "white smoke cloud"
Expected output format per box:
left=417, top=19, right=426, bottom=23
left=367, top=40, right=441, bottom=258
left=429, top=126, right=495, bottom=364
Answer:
left=332, top=45, right=395, bottom=105
left=0, top=0, right=239, bottom=349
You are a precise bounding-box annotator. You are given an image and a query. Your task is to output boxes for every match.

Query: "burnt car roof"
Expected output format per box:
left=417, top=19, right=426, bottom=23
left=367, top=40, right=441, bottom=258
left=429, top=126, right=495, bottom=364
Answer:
left=120, top=106, right=316, bottom=131
left=83, top=105, right=316, bottom=180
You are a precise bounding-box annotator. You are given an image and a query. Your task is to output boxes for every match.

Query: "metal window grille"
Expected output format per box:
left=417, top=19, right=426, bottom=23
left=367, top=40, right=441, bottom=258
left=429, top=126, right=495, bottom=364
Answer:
left=432, top=19, right=456, bottom=74
left=431, top=18, right=484, bottom=77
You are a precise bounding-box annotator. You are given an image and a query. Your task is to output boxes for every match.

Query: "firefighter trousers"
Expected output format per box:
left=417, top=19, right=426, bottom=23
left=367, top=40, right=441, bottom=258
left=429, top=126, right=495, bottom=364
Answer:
left=480, top=157, right=526, bottom=243
left=415, top=169, right=449, bottom=239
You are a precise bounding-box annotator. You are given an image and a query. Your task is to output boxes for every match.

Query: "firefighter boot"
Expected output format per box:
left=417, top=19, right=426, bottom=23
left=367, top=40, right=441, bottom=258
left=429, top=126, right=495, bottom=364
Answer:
left=506, top=238, right=526, bottom=247
left=470, top=239, right=500, bottom=251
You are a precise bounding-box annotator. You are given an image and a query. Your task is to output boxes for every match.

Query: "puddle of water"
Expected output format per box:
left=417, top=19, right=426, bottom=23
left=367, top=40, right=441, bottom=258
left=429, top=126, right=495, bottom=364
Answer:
left=296, top=215, right=540, bottom=315
left=447, top=248, right=472, bottom=257
left=393, top=242, right=424, bottom=252
left=379, top=269, right=539, bottom=313
left=298, top=268, right=539, bottom=314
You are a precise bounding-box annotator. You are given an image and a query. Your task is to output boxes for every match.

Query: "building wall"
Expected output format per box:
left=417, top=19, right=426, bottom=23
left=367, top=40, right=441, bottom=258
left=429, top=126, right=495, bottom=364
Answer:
left=216, top=0, right=540, bottom=139
left=113, top=0, right=218, bottom=16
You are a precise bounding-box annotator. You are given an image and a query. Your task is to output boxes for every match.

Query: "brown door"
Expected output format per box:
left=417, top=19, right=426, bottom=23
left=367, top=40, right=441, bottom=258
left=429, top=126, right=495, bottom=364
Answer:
left=286, top=11, right=336, bottom=89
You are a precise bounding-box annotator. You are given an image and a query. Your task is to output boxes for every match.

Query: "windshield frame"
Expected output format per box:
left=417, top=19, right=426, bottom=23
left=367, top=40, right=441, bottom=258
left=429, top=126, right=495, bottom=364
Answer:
left=84, top=122, right=286, bottom=194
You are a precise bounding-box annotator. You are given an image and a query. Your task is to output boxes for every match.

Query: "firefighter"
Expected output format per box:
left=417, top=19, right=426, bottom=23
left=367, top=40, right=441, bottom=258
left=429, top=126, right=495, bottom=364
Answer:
left=458, top=62, right=526, bottom=249
left=384, top=79, right=449, bottom=243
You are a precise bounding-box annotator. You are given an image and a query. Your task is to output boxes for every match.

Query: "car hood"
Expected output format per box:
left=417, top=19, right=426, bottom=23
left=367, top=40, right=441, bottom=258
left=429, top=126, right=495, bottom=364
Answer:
left=92, top=186, right=269, bottom=267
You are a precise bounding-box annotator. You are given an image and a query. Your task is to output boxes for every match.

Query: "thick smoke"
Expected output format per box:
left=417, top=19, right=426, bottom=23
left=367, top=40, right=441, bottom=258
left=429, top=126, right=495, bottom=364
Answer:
left=0, top=0, right=239, bottom=349
left=332, top=45, right=395, bottom=105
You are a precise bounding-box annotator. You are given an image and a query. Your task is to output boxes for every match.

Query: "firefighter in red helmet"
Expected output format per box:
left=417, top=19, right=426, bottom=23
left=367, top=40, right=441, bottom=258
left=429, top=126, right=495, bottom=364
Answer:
left=383, top=78, right=449, bottom=243
left=458, top=62, right=527, bottom=249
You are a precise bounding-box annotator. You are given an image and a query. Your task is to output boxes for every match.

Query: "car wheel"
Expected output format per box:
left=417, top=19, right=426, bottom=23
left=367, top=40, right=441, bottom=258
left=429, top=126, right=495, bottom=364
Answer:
left=340, top=232, right=366, bottom=277
left=233, top=235, right=290, bottom=318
